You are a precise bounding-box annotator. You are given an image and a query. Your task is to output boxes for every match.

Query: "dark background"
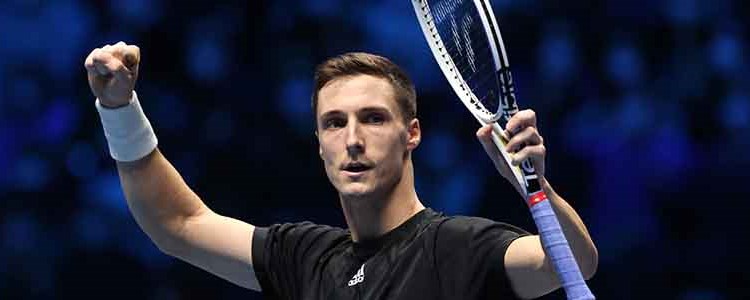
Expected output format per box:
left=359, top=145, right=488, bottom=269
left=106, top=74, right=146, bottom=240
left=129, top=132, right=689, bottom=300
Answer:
left=1, top=0, right=749, bottom=299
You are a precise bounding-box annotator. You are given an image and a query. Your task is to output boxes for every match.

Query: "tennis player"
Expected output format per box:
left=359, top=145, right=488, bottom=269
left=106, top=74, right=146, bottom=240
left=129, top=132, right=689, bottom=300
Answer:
left=85, top=42, right=597, bottom=299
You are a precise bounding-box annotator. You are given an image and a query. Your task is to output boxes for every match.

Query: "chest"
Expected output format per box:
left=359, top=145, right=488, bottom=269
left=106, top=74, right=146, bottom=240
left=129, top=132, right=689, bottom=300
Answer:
left=303, top=242, right=441, bottom=300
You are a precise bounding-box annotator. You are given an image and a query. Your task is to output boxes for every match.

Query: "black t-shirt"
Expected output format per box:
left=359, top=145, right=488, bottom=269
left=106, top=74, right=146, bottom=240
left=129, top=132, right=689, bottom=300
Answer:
left=252, top=208, right=530, bottom=300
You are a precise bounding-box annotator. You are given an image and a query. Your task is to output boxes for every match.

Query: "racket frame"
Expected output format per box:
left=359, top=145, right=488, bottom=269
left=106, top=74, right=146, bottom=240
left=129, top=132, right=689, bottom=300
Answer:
left=412, top=0, right=528, bottom=196
left=411, top=1, right=596, bottom=299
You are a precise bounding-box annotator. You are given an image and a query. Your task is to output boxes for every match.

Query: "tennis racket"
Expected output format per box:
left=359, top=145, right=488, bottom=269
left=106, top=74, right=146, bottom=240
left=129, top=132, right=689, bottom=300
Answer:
left=411, top=1, right=595, bottom=299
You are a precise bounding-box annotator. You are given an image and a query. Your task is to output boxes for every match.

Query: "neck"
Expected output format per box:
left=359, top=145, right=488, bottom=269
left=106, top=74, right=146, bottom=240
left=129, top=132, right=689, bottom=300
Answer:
left=339, top=160, right=424, bottom=242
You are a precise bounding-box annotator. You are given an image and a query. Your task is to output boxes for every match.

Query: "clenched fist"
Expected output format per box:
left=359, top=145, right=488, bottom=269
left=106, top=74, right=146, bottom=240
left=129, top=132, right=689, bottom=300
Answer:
left=84, top=41, right=140, bottom=108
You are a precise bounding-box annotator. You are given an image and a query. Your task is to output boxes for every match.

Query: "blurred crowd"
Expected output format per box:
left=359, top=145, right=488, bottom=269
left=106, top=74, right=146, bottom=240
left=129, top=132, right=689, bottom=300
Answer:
left=0, top=0, right=748, bottom=299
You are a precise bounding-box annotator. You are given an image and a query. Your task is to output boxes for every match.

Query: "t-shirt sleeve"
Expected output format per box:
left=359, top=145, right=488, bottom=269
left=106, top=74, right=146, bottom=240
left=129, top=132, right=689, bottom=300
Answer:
left=434, top=216, right=530, bottom=299
left=252, top=222, right=346, bottom=299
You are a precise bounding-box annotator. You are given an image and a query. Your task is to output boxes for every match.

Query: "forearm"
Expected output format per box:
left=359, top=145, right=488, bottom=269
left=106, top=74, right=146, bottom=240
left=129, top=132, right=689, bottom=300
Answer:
left=116, top=148, right=209, bottom=251
left=538, top=178, right=598, bottom=278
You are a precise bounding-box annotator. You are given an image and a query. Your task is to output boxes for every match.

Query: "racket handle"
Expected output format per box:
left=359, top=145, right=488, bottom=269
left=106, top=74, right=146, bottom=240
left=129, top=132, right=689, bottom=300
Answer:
left=528, top=191, right=595, bottom=300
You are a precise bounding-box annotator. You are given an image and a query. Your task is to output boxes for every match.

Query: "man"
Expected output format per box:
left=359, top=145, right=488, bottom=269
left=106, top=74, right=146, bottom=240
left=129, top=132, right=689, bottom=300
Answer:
left=84, top=41, right=597, bottom=299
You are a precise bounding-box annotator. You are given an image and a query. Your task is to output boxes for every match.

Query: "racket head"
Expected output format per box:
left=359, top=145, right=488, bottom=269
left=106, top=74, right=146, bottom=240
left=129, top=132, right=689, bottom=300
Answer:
left=413, top=0, right=528, bottom=195
left=414, top=5, right=598, bottom=298
left=411, top=0, right=520, bottom=124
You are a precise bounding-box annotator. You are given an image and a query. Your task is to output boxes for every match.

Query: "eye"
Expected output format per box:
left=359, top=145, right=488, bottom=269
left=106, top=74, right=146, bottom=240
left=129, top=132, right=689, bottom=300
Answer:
left=323, top=117, right=346, bottom=129
left=364, top=113, right=385, bottom=124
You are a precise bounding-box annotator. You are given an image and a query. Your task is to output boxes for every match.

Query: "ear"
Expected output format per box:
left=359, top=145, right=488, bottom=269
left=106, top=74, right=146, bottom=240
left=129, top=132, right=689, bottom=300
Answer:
left=315, top=130, right=323, bottom=159
left=406, top=118, right=421, bottom=151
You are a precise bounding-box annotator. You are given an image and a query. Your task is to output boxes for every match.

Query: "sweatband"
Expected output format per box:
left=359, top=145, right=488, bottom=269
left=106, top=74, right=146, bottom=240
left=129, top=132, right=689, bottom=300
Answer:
left=95, top=91, right=158, bottom=162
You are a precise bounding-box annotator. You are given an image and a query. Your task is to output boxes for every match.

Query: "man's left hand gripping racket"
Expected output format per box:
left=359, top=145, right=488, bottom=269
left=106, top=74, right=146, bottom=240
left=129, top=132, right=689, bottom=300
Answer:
left=411, top=0, right=595, bottom=299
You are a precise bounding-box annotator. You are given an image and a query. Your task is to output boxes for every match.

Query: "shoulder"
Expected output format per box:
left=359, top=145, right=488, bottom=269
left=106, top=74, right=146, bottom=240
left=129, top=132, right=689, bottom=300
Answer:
left=267, top=221, right=347, bottom=236
left=424, top=211, right=532, bottom=298
left=262, top=221, right=350, bottom=248
left=254, top=222, right=351, bottom=280
left=421, top=209, right=530, bottom=257
left=427, top=212, right=531, bottom=267
left=254, top=222, right=351, bottom=297
left=431, top=213, right=530, bottom=240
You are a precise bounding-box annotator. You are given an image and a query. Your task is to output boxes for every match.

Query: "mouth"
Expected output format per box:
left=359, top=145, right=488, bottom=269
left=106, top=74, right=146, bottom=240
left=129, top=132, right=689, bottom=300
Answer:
left=341, top=161, right=374, bottom=175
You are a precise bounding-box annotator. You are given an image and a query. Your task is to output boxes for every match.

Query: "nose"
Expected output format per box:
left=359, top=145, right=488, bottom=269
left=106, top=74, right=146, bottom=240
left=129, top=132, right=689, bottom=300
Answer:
left=345, top=119, right=364, bottom=156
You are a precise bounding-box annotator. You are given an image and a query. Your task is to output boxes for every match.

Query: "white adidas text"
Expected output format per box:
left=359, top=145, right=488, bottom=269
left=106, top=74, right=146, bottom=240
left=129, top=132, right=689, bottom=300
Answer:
left=348, top=264, right=365, bottom=287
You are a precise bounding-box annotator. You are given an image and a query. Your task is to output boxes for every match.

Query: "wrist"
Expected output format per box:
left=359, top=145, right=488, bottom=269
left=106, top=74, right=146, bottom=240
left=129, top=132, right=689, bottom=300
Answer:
left=99, top=99, right=132, bottom=109
left=537, top=177, right=558, bottom=199
left=95, top=91, right=158, bottom=162
left=98, top=91, right=135, bottom=109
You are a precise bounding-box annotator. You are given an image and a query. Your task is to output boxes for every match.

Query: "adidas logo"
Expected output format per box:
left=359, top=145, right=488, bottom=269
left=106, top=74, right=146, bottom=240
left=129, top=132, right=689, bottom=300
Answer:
left=348, top=263, right=365, bottom=287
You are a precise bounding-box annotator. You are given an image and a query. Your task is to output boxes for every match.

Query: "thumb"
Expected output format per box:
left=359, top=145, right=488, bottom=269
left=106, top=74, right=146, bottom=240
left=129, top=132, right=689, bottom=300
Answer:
left=477, top=125, right=525, bottom=196
left=476, top=125, right=511, bottom=176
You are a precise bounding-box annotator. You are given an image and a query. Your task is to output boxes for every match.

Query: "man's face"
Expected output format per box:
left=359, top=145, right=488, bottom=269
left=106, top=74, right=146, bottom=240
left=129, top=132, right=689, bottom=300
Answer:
left=316, top=75, right=419, bottom=199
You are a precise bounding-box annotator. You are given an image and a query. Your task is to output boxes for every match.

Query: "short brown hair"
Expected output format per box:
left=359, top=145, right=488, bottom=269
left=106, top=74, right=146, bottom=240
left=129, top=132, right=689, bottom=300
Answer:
left=312, top=52, right=417, bottom=125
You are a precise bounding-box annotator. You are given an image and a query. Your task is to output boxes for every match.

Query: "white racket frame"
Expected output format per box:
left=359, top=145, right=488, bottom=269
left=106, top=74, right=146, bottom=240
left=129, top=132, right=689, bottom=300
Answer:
left=411, top=0, right=528, bottom=196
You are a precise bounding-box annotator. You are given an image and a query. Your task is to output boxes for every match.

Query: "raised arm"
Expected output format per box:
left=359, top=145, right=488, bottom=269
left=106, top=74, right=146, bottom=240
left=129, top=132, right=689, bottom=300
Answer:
left=476, top=111, right=597, bottom=299
left=84, top=42, right=260, bottom=291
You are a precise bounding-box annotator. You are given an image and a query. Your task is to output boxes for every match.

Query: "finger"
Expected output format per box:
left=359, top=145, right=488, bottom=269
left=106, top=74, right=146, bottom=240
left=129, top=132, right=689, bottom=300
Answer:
left=497, top=126, right=510, bottom=143
left=504, top=109, right=537, bottom=137
left=505, top=126, right=543, bottom=153
left=476, top=125, right=511, bottom=170
left=476, top=124, right=493, bottom=140
left=91, top=50, right=130, bottom=79
left=104, top=42, right=137, bottom=65
left=123, top=45, right=140, bottom=68
left=91, top=49, right=113, bottom=76
left=101, top=42, right=125, bottom=61
left=100, top=43, right=140, bottom=75
left=478, top=124, right=511, bottom=143
left=476, top=125, right=500, bottom=156
left=100, top=44, right=112, bottom=55
left=91, top=49, right=114, bottom=75
left=84, top=48, right=99, bottom=75
left=510, top=144, right=545, bottom=166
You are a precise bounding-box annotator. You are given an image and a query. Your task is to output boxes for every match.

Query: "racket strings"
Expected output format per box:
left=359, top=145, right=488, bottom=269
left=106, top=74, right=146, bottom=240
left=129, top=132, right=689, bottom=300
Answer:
left=432, top=11, right=502, bottom=114
left=423, top=0, right=508, bottom=117
left=444, top=48, right=501, bottom=113
left=432, top=4, right=493, bottom=71
left=425, top=1, right=497, bottom=82
left=430, top=1, right=512, bottom=115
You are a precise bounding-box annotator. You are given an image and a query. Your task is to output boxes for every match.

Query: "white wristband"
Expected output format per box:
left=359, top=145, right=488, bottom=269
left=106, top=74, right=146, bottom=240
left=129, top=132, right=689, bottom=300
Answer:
left=95, top=91, right=158, bottom=162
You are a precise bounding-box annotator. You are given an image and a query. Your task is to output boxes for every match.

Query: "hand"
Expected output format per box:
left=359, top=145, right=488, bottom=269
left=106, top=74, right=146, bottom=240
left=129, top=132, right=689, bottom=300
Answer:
left=476, top=109, right=546, bottom=196
left=84, top=41, right=140, bottom=108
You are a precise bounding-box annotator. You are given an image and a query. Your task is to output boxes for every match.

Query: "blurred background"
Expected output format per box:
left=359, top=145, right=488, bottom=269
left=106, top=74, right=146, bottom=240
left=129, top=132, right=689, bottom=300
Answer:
left=0, top=0, right=748, bottom=299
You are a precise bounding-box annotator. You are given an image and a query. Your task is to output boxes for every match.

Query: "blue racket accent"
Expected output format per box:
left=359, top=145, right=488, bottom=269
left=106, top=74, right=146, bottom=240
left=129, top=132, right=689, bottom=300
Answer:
left=529, top=192, right=594, bottom=300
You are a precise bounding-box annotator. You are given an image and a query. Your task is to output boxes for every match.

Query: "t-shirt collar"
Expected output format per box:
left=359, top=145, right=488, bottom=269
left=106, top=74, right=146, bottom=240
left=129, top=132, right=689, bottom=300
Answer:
left=351, top=208, right=435, bottom=260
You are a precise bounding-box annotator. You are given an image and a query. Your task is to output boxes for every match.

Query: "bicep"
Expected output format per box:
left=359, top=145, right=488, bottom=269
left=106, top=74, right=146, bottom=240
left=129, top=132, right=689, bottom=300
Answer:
left=168, top=209, right=261, bottom=291
left=504, top=235, right=559, bottom=299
